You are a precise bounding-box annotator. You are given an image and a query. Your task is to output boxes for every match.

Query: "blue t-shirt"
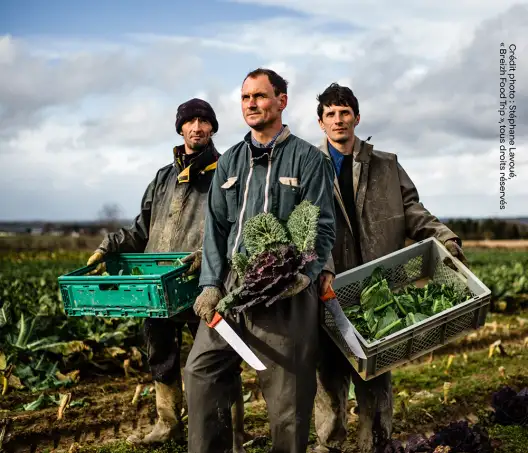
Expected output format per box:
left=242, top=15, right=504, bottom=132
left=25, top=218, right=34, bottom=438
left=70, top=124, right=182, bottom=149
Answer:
left=327, top=140, right=345, bottom=177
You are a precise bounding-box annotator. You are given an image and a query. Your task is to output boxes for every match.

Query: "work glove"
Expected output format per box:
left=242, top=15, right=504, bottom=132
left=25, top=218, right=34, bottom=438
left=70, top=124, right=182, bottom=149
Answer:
left=181, top=248, right=202, bottom=277
left=193, top=286, right=223, bottom=324
left=444, top=239, right=468, bottom=266
left=86, top=250, right=106, bottom=275
left=278, top=273, right=311, bottom=299
left=319, top=270, right=335, bottom=297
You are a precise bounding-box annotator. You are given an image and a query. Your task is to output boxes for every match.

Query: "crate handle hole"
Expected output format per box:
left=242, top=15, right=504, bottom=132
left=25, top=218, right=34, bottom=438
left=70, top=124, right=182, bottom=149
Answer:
left=99, top=284, right=119, bottom=291
left=156, top=260, right=174, bottom=266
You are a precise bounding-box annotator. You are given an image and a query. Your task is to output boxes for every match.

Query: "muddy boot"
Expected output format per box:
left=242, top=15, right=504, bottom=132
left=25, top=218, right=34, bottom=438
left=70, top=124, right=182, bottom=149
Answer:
left=357, top=420, right=374, bottom=453
left=127, top=380, right=185, bottom=446
left=310, top=446, right=341, bottom=453
left=232, top=376, right=247, bottom=453
left=355, top=384, right=375, bottom=453
left=372, top=396, right=393, bottom=453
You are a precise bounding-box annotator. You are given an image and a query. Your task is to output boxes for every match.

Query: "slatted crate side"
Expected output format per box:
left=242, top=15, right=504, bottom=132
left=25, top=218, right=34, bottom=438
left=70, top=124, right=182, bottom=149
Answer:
left=322, top=238, right=492, bottom=380
left=58, top=253, right=199, bottom=318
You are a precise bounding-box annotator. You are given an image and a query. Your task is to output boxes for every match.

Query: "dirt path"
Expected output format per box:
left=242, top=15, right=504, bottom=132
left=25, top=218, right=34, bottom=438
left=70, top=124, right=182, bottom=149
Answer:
left=403, top=239, right=528, bottom=250
left=463, top=239, right=528, bottom=250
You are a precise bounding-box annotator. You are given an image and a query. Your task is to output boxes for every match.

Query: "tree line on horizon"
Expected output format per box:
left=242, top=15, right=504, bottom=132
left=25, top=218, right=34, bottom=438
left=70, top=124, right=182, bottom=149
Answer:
left=443, top=218, right=528, bottom=240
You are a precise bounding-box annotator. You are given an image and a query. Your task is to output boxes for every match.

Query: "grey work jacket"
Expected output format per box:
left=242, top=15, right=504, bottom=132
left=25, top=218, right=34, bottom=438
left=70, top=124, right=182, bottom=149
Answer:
left=319, top=136, right=459, bottom=275
left=97, top=143, right=220, bottom=255
left=199, top=126, right=337, bottom=290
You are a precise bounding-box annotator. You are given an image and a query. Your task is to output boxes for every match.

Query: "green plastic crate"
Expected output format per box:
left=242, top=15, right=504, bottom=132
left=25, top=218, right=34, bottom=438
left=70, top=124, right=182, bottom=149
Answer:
left=58, top=253, right=200, bottom=318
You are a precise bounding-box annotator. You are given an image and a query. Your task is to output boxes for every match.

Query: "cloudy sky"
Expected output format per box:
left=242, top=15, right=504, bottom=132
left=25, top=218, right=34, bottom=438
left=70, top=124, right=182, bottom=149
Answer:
left=1, top=0, right=526, bottom=221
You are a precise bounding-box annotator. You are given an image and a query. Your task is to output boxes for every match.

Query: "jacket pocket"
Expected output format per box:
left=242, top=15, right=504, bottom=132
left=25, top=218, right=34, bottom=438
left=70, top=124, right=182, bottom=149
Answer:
left=221, top=177, right=239, bottom=223
left=275, top=177, right=301, bottom=221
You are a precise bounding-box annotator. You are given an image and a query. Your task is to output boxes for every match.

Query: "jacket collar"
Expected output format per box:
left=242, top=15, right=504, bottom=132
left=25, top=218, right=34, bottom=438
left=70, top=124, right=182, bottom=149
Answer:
left=318, top=135, right=372, bottom=237
left=319, top=135, right=372, bottom=163
left=173, top=142, right=219, bottom=183
left=243, top=124, right=291, bottom=147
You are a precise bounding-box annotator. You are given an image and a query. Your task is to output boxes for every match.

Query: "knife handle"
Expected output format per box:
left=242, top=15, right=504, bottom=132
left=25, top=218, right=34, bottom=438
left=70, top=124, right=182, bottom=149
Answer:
left=320, top=286, right=337, bottom=302
left=207, top=312, right=223, bottom=328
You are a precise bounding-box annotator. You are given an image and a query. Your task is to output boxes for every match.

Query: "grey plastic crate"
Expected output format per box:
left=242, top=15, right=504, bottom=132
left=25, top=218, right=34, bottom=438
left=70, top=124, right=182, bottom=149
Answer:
left=322, top=237, right=491, bottom=380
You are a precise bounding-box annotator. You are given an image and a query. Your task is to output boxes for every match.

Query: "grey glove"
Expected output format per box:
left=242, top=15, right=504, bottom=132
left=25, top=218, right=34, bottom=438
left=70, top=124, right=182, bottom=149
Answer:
left=445, top=239, right=468, bottom=266
left=181, top=248, right=202, bottom=276
left=278, top=273, right=311, bottom=300
left=193, top=286, right=223, bottom=324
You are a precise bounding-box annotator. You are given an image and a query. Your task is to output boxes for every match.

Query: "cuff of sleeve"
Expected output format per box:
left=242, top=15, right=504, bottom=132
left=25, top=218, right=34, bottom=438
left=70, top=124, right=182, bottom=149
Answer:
left=97, top=237, right=110, bottom=254
left=199, top=277, right=223, bottom=288
left=322, top=255, right=335, bottom=276
left=304, top=270, right=317, bottom=283
left=441, top=235, right=461, bottom=247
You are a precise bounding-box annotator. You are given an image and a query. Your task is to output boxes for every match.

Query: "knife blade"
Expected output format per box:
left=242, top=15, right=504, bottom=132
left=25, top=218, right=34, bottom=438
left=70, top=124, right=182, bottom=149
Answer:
left=207, top=312, right=267, bottom=371
left=321, top=287, right=367, bottom=360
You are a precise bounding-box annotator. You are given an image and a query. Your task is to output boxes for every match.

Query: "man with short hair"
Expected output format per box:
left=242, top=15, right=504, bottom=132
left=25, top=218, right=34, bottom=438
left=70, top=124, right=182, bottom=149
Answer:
left=312, top=83, right=467, bottom=453
left=86, top=99, right=245, bottom=449
left=184, top=68, right=337, bottom=453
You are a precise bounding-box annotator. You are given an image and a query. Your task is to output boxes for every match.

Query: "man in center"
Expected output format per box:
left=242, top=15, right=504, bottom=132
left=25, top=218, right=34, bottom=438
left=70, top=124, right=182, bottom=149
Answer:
left=183, top=68, right=336, bottom=453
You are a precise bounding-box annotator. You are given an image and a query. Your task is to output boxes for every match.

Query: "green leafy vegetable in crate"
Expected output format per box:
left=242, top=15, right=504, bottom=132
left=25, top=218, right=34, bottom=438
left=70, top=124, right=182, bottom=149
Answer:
left=131, top=267, right=143, bottom=275
left=216, top=200, right=319, bottom=314
left=343, top=266, right=472, bottom=342
left=98, top=259, right=183, bottom=277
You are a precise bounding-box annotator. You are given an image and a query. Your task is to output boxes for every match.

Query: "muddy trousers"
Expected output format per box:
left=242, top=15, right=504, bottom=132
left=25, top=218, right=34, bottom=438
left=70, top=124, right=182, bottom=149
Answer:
left=143, top=317, right=199, bottom=384
left=314, top=329, right=393, bottom=453
left=184, top=284, right=320, bottom=453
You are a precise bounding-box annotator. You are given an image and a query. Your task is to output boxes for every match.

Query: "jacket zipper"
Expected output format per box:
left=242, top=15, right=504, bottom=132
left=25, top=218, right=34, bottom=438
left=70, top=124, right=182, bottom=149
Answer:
left=343, top=227, right=349, bottom=269
left=263, top=143, right=276, bottom=213
left=232, top=142, right=276, bottom=257
left=232, top=143, right=255, bottom=258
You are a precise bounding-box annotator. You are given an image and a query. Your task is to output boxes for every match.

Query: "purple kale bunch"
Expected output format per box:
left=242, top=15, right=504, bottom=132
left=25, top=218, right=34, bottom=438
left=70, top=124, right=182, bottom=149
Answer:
left=386, top=422, right=493, bottom=453
left=216, top=201, right=320, bottom=314
left=491, top=386, right=528, bottom=426
left=428, top=421, right=493, bottom=453
left=380, top=435, right=431, bottom=453
left=404, top=434, right=433, bottom=452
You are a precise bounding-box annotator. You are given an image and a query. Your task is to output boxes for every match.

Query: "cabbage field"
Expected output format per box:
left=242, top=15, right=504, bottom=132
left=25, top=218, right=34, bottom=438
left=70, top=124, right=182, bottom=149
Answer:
left=1, top=247, right=527, bottom=453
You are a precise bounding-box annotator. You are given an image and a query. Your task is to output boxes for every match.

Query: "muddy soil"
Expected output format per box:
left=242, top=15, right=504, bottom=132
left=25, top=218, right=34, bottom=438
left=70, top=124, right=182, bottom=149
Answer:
left=2, top=317, right=527, bottom=453
left=1, top=375, right=160, bottom=453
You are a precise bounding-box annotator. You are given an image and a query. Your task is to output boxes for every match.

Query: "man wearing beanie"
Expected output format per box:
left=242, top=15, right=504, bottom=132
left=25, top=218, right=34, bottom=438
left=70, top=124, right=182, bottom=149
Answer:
left=86, top=99, right=246, bottom=450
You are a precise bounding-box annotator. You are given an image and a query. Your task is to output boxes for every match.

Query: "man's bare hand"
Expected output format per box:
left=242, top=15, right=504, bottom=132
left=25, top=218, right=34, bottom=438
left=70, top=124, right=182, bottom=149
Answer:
left=319, top=271, right=335, bottom=297
left=87, top=251, right=106, bottom=275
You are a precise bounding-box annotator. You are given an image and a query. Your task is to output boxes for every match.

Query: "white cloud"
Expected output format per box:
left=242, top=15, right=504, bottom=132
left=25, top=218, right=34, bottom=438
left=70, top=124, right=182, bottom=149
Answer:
left=1, top=2, right=527, bottom=220
left=0, top=34, right=202, bottom=139
left=228, top=0, right=525, bottom=57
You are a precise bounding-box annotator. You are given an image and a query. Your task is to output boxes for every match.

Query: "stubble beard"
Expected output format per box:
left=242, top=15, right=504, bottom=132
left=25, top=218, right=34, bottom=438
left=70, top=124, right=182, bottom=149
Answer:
left=186, top=138, right=209, bottom=153
left=333, top=135, right=351, bottom=144
left=249, top=121, right=267, bottom=131
left=247, top=113, right=278, bottom=132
